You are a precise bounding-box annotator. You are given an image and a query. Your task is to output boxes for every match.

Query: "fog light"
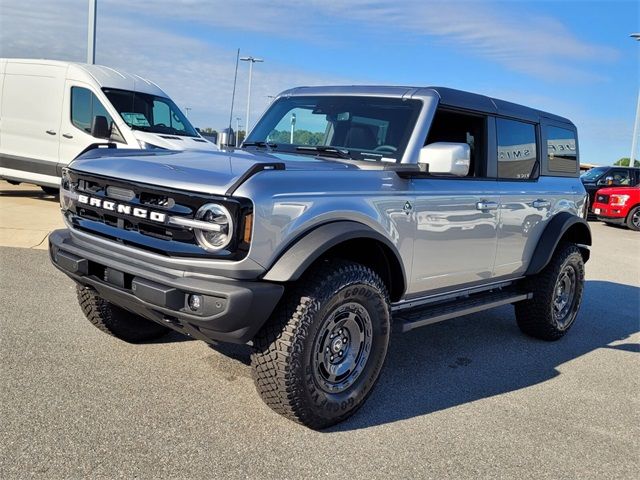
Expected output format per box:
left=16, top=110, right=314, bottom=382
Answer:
left=188, top=294, right=202, bottom=311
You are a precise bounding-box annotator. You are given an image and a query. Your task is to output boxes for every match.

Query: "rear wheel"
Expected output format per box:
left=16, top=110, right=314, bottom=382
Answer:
left=626, top=206, right=640, bottom=231
left=77, top=286, right=171, bottom=342
left=40, top=186, right=58, bottom=196
left=515, top=243, right=585, bottom=341
left=251, top=260, right=391, bottom=429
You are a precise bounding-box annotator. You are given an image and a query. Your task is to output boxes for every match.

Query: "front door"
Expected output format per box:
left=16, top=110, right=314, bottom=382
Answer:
left=409, top=179, right=500, bottom=295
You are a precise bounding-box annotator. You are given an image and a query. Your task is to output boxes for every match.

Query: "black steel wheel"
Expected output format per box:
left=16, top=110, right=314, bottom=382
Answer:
left=515, top=243, right=585, bottom=340
left=251, top=260, right=390, bottom=429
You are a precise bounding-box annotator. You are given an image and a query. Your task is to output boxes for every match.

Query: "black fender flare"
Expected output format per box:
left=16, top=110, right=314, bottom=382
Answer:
left=262, top=221, right=407, bottom=291
left=526, top=212, right=592, bottom=275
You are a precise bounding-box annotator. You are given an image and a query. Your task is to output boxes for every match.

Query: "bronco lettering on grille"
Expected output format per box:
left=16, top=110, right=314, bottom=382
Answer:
left=77, top=194, right=167, bottom=223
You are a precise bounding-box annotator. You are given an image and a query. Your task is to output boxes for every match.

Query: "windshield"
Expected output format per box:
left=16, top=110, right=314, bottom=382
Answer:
left=103, top=88, right=198, bottom=137
left=580, top=166, right=607, bottom=182
left=245, top=96, right=422, bottom=162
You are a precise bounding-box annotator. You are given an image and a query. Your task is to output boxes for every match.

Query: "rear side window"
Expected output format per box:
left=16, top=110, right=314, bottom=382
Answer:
left=497, top=118, right=537, bottom=180
left=547, top=126, right=577, bottom=174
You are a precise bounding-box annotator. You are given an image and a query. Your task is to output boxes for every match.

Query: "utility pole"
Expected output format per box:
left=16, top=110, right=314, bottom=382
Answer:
left=631, top=33, right=640, bottom=167
left=87, top=0, right=97, bottom=64
left=240, top=56, right=264, bottom=134
left=184, top=107, right=192, bottom=118
left=236, top=117, right=241, bottom=147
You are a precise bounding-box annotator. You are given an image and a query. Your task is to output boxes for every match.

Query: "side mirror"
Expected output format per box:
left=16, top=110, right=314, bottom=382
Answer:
left=419, top=142, right=470, bottom=177
left=91, top=115, right=110, bottom=139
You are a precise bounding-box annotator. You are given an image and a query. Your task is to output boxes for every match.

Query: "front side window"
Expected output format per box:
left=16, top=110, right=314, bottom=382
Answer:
left=497, top=118, right=538, bottom=180
left=425, top=109, right=486, bottom=177
left=71, top=87, right=123, bottom=142
left=245, top=96, right=422, bottom=162
left=103, top=88, right=198, bottom=137
left=547, top=126, right=577, bottom=174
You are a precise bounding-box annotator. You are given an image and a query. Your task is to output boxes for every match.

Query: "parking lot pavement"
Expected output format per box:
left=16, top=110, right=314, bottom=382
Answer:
left=0, top=181, right=63, bottom=249
left=0, top=192, right=638, bottom=479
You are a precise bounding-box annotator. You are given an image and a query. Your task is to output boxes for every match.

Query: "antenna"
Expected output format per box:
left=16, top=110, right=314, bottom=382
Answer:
left=228, top=48, right=240, bottom=139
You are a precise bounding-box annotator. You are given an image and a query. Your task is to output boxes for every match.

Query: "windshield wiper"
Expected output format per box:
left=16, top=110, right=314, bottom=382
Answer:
left=243, top=141, right=277, bottom=151
left=296, top=146, right=351, bottom=159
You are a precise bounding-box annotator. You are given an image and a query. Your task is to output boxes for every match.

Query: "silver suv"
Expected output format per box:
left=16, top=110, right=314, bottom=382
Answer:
left=49, top=86, right=591, bottom=428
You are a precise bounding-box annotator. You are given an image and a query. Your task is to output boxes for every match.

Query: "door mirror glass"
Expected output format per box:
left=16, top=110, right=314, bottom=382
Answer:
left=419, top=142, right=470, bottom=177
left=91, top=115, right=110, bottom=139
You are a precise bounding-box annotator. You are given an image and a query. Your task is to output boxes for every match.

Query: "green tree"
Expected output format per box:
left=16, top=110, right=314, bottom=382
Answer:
left=614, top=157, right=640, bottom=167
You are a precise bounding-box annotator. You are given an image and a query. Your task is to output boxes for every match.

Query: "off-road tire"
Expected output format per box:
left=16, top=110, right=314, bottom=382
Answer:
left=40, top=186, right=59, bottom=196
left=251, top=260, right=391, bottom=429
left=515, top=243, right=585, bottom=341
left=77, top=286, right=171, bottom=342
left=626, top=206, right=640, bottom=231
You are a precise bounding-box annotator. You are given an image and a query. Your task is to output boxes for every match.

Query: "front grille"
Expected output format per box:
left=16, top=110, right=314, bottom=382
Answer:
left=596, top=194, right=610, bottom=204
left=63, top=170, right=251, bottom=259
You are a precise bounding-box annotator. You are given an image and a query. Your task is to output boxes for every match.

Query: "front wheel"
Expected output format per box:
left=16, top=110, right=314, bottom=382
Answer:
left=515, top=243, right=585, bottom=341
left=77, top=286, right=171, bottom=342
left=251, top=260, right=391, bottom=429
left=626, top=206, right=640, bottom=231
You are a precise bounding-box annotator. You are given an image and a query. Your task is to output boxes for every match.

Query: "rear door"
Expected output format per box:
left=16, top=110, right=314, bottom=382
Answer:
left=0, top=62, right=65, bottom=180
left=493, top=117, right=547, bottom=277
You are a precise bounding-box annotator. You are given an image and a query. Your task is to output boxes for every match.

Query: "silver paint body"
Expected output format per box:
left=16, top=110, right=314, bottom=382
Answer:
left=67, top=86, right=587, bottom=300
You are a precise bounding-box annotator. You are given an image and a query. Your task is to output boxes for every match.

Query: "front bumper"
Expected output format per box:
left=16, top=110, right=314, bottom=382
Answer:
left=595, top=215, right=625, bottom=225
left=49, top=229, right=284, bottom=343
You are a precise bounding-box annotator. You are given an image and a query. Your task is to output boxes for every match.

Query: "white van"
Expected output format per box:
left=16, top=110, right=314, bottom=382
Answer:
left=0, top=58, right=218, bottom=193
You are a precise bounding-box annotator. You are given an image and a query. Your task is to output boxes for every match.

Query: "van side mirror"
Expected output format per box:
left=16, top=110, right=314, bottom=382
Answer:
left=419, top=142, right=470, bottom=177
left=91, top=115, right=110, bottom=139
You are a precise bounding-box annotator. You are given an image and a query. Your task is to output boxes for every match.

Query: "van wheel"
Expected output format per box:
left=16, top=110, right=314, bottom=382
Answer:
left=515, top=243, right=585, bottom=341
left=251, top=260, right=391, bottom=429
left=77, top=286, right=171, bottom=342
left=40, top=186, right=59, bottom=196
left=626, top=206, right=640, bottom=231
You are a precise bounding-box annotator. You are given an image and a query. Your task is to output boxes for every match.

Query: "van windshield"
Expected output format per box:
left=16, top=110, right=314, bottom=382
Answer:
left=103, top=88, right=198, bottom=137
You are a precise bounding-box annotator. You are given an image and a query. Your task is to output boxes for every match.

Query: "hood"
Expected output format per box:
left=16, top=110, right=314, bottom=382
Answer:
left=595, top=186, right=640, bottom=195
left=69, top=148, right=357, bottom=195
left=132, top=130, right=219, bottom=151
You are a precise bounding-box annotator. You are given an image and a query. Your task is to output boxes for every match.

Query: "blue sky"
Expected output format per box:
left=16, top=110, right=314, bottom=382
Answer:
left=1, top=0, right=638, bottom=165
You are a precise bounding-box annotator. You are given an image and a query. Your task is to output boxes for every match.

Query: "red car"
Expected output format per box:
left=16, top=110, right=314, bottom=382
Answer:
left=591, top=186, right=640, bottom=231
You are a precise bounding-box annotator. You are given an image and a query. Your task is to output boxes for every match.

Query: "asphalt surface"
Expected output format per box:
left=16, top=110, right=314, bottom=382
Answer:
left=1, top=212, right=639, bottom=478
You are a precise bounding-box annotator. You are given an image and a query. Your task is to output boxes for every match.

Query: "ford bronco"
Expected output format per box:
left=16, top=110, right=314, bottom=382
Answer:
left=49, top=86, right=591, bottom=428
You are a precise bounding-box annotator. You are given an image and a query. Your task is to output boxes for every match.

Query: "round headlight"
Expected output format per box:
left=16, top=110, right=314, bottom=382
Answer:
left=194, top=203, right=234, bottom=251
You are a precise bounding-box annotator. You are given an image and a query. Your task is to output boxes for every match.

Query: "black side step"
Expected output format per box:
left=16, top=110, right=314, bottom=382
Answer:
left=394, top=290, right=532, bottom=333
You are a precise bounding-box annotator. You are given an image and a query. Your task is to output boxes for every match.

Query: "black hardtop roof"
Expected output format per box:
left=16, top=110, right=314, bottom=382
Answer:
left=424, top=86, right=573, bottom=126
left=281, top=85, right=574, bottom=127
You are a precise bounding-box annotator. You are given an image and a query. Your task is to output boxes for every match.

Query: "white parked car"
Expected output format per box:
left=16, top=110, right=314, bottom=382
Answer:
left=0, top=58, right=217, bottom=193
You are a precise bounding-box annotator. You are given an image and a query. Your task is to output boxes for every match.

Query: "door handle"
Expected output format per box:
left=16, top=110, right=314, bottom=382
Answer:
left=62, top=133, right=73, bottom=139
left=476, top=201, right=498, bottom=211
left=46, top=130, right=57, bottom=135
left=532, top=199, right=551, bottom=209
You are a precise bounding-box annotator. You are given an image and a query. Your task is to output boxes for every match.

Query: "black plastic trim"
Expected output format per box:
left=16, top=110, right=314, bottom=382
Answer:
left=263, top=221, right=406, bottom=292
left=526, top=212, right=591, bottom=275
left=224, top=162, right=285, bottom=196
left=49, top=229, right=284, bottom=344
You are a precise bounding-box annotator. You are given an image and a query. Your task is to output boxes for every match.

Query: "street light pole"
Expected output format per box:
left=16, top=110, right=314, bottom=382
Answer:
left=87, top=0, right=97, bottom=64
left=240, top=56, right=263, bottom=134
left=630, top=33, right=640, bottom=167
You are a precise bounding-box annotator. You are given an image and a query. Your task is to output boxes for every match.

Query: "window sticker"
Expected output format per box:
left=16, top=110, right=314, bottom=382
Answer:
left=122, top=112, right=150, bottom=127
